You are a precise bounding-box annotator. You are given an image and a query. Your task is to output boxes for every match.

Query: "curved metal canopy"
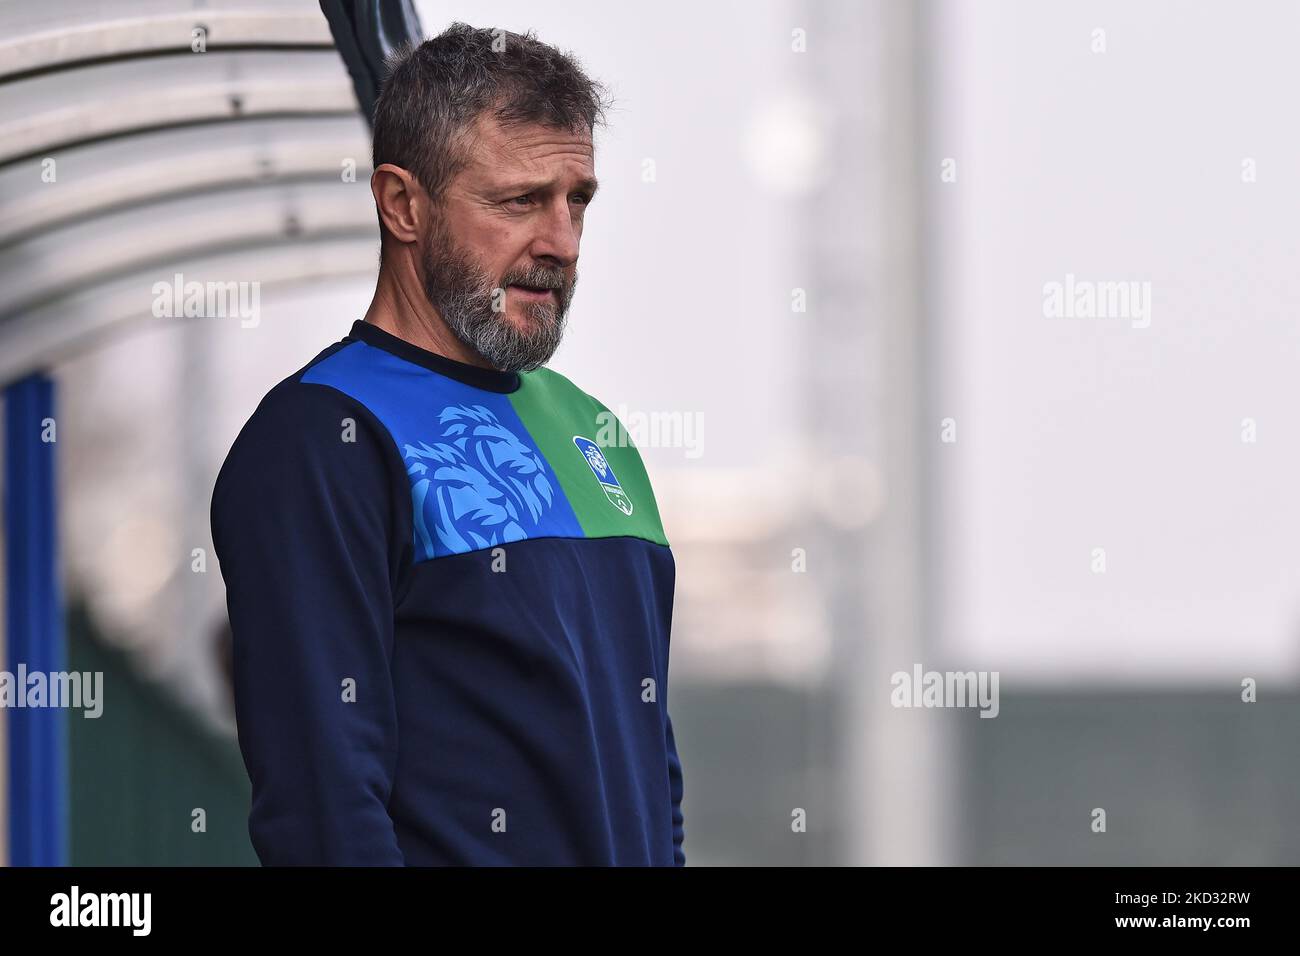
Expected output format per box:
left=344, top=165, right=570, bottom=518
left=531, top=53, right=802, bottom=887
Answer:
left=0, top=1, right=334, bottom=79
left=0, top=237, right=381, bottom=383
left=0, top=0, right=428, bottom=870
left=0, top=0, right=422, bottom=383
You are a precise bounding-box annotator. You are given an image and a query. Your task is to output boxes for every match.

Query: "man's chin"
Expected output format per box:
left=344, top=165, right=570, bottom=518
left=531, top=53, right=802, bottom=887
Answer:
left=507, top=304, right=564, bottom=337
left=508, top=296, right=559, bottom=323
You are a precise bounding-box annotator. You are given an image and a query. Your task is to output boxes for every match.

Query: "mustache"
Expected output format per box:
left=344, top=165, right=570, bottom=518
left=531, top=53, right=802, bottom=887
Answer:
left=502, top=269, right=570, bottom=291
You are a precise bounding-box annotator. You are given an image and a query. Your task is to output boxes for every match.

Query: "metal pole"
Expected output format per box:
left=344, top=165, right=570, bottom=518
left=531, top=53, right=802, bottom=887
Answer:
left=319, top=0, right=424, bottom=128
left=4, top=373, right=68, bottom=866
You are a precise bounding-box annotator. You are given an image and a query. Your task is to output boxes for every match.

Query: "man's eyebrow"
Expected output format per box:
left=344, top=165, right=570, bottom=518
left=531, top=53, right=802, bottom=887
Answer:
left=496, top=177, right=600, bottom=197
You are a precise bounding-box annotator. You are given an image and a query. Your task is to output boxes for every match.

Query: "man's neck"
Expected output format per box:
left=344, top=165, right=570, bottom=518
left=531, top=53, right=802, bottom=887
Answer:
left=362, top=265, right=496, bottom=370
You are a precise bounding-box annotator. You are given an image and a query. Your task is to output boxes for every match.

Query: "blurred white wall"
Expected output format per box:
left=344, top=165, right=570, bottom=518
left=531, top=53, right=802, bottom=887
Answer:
left=928, top=0, right=1300, bottom=684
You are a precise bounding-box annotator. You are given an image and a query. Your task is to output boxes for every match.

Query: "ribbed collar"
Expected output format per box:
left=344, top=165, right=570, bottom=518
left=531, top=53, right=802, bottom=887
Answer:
left=345, top=320, right=521, bottom=393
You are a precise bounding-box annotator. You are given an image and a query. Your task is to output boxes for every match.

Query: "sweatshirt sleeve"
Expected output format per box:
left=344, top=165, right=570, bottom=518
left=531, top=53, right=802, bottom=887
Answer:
left=211, top=379, right=411, bottom=866
left=666, top=712, right=685, bottom=865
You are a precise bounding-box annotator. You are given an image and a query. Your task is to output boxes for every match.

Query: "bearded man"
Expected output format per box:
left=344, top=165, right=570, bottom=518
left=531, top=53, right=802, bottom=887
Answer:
left=211, top=22, right=684, bottom=866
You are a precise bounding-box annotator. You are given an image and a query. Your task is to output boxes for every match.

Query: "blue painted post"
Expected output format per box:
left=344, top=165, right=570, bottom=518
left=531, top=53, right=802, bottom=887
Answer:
left=4, top=373, right=68, bottom=866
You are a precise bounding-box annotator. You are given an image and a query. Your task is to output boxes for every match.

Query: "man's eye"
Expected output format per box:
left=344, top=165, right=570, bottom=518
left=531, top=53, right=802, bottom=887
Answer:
left=508, top=194, right=534, bottom=207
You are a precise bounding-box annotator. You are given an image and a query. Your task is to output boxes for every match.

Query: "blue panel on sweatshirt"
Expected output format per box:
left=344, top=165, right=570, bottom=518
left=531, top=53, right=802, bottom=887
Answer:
left=302, top=341, right=584, bottom=561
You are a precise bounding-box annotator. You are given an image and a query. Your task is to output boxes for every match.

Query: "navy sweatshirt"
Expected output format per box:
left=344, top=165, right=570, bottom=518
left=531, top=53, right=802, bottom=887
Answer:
left=210, top=320, right=684, bottom=865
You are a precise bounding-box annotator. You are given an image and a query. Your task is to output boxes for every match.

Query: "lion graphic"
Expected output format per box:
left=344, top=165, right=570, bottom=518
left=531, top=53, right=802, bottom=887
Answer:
left=403, top=404, right=557, bottom=556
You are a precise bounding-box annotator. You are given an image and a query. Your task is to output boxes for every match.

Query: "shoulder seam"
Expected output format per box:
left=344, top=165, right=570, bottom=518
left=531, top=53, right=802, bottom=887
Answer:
left=288, top=338, right=355, bottom=383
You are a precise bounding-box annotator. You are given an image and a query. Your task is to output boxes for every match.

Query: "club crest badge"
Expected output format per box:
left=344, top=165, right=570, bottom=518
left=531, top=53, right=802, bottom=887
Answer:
left=573, top=435, right=633, bottom=516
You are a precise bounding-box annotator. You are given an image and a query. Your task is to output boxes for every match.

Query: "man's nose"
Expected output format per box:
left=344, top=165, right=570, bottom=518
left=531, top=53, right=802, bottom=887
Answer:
left=529, top=200, right=580, bottom=265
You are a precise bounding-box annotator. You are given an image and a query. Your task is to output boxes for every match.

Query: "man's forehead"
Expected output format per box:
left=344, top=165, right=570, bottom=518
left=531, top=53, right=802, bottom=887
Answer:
left=465, top=114, right=594, bottom=174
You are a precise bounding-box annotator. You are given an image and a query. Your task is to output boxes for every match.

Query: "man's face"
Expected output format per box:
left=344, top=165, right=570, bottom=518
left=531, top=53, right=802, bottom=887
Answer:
left=420, top=113, right=597, bottom=372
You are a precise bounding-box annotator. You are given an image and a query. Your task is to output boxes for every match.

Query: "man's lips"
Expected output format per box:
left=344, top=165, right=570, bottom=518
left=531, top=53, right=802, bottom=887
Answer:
left=508, top=284, right=557, bottom=301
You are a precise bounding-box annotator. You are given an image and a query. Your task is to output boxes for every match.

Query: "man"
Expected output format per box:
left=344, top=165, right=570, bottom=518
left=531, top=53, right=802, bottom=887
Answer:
left=210, top=23, right=684, bottom=866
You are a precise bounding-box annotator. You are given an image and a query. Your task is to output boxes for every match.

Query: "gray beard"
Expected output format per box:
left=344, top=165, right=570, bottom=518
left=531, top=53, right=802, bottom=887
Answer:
left=421, top=227, right=575, bottom=373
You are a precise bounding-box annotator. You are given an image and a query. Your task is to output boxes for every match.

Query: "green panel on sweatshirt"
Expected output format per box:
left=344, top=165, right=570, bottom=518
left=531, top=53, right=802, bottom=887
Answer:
left=510, top=368, right=669, bottom=546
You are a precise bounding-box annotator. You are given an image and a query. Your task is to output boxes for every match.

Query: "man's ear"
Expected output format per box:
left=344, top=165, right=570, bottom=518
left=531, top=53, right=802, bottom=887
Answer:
left=371, top=163, right=426, bottom=245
